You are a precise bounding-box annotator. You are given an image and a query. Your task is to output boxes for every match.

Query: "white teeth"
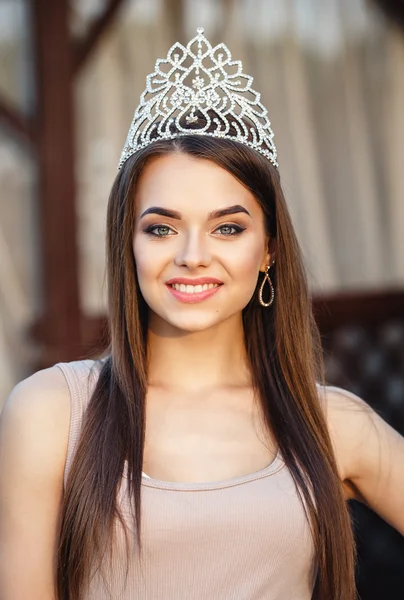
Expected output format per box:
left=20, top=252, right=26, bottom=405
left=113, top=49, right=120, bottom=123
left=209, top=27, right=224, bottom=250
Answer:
left=171, top=283, right=220, bottom=293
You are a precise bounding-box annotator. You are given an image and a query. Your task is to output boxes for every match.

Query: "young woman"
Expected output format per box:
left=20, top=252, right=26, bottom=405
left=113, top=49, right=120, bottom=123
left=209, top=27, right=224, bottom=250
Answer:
left=0, top=28, right=403, bottom=600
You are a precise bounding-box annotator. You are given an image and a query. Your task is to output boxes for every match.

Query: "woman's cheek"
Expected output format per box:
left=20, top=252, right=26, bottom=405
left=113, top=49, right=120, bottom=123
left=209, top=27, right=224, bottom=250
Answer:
left=229, top=239, right=264, bottom=274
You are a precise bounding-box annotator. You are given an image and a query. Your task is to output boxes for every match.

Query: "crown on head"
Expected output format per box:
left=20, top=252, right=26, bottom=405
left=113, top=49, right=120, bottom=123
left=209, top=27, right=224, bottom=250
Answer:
left=118, top=27, right=278, bottom=170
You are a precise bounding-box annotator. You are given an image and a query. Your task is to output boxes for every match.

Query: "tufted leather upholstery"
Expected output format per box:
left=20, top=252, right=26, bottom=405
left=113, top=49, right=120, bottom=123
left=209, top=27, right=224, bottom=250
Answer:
left=322, top=318, right=404, bottom=599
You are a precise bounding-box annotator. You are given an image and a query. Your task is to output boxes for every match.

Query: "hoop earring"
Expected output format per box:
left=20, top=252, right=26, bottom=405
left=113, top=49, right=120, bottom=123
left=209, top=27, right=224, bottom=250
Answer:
left=258, top=262, right=275, bottom=307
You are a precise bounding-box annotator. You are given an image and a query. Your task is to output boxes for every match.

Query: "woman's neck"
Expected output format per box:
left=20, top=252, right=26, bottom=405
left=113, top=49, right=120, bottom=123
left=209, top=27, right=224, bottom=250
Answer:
left=146, top=312, right=252, bottom=392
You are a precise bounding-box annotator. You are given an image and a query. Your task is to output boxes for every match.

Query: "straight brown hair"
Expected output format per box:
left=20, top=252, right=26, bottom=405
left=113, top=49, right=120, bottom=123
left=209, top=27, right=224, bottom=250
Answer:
left=57, top=135, right=357, bottom=599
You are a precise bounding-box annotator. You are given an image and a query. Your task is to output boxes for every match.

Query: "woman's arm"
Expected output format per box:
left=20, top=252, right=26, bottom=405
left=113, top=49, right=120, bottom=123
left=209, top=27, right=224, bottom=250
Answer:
left=0, top=367, right=70, bottom=600
left=324, top=385, right=404, bottom=535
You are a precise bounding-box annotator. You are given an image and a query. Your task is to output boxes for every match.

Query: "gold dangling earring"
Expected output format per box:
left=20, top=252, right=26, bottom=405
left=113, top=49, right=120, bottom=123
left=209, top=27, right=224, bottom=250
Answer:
left=258, top=261, right=275, bottom=307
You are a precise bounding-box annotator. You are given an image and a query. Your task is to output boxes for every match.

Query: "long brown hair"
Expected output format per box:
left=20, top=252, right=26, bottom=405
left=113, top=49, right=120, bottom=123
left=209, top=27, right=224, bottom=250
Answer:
left=57, top=136, right=357, bottom=599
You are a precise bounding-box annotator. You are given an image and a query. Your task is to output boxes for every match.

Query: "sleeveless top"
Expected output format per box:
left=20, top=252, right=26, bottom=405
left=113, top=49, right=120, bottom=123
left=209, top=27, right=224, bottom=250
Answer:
left=56, top=359, right=318, bottom=600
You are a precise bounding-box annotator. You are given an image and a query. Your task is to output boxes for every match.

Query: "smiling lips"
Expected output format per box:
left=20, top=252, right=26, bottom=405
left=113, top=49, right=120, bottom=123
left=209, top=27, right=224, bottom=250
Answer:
left=166, top=277, right=223, bottom=303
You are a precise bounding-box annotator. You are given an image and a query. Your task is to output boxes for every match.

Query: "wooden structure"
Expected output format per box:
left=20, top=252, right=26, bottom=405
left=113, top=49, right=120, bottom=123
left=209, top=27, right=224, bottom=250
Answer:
left=0, top=0, right=127, bottom=367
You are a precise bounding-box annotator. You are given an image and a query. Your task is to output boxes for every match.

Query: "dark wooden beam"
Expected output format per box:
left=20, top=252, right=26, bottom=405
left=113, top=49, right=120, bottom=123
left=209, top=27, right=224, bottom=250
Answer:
left=31, top=0, right=82, bottom=364
left=0, top=0, right=126, bottom=146
left=73, top=0, right=126, bottom=73
left=0, top=99, right=34, bottom=143
left=371, top=0, right=404, bottom=29
left=313, top=288, right=404, bottom=333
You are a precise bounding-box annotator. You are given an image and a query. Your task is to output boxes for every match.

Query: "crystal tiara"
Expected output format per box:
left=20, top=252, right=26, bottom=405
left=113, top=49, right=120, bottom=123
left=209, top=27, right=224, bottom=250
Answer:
left=118, top=27, right=278, bottom=171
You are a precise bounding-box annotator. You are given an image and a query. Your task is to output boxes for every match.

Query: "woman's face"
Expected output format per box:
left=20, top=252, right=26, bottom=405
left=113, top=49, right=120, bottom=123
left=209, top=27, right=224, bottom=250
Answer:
left=133, top=152, right=271, bottom=333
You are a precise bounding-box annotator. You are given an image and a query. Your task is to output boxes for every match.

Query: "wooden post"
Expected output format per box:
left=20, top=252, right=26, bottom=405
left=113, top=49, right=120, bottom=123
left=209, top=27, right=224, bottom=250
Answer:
left=30, top=0, right=82, bottom=365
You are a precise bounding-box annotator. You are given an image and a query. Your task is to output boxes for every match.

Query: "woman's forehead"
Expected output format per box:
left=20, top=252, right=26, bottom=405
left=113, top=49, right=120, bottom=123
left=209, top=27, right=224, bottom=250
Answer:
left=134, top=153, right=261, bottom=218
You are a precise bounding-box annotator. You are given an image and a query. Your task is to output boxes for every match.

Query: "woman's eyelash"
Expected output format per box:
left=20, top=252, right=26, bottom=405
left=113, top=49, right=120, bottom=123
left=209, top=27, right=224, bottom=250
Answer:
left=143, top=223, right=247, bottom=238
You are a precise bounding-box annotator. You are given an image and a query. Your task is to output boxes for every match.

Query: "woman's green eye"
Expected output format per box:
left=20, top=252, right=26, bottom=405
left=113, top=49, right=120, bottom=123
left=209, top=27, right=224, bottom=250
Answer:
left=144, top=225, right=174, bottom=237
left=155, top=226, right=170, bottom=236
left=215, top=224, right=246, bottom=236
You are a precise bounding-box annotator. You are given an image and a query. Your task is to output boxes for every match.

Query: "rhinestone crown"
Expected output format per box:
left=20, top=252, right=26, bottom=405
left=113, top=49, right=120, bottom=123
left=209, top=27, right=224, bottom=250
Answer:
left=118, top=27, right=278, bottom=170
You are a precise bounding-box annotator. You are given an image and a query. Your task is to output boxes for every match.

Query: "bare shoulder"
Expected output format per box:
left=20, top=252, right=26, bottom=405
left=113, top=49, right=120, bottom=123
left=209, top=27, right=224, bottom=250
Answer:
left=317, top=383, right=404, bottom=533
left=0, top=365, right=71, bottom=483
left=0, top=367, right=72, bottom=598
left=2, top=365, right=70, bottom=432
left=316, top=384, right=376, bottom=494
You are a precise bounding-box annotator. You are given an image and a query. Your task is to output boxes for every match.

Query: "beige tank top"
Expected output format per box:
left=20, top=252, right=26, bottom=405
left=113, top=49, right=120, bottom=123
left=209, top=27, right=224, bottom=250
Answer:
left=56, top=359, right=317, bottom=599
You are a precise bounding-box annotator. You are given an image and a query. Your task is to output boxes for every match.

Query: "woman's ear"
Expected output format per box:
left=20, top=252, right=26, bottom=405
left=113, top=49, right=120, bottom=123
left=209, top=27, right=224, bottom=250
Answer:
left=268, top=237, right=277, bottom=263
left=260, top=253, right=271, bottom=273
left=260, top=239, right=276, bottom=272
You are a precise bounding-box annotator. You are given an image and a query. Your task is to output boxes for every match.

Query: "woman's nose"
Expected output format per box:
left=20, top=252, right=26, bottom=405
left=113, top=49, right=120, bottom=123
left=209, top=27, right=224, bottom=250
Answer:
left=174, top=230, right=212, bottom=269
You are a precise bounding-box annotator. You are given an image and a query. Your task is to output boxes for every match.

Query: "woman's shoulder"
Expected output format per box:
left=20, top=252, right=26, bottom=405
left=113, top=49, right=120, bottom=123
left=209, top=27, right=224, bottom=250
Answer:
left=0, top=364, right=89, bottom=592
left=316, top=383, right=380, bottom=496
left=316, top=382, right=375, bottom=441
left=0, top=359, right=104, bottom=485
left=317, top=383, right=404, bottom=532
left=316, top=382, right=371, bottom=419
left=0, top=366, right=72, bottom=507
left=3, top=358, right=103, bottom=426
left=3, top=365, right=70, bottom=427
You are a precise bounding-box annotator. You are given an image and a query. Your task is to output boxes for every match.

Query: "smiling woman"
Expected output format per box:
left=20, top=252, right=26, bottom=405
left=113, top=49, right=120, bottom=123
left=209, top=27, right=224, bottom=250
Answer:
left=132, top=152, right=271, bottom=331
left=1, top=26, right=403, bottom=600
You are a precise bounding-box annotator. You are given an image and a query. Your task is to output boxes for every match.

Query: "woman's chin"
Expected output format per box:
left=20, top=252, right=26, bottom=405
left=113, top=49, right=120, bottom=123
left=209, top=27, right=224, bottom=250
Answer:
left=148, top=308, right=227, bottom=335
left=165, top=315, right=221, bottom=334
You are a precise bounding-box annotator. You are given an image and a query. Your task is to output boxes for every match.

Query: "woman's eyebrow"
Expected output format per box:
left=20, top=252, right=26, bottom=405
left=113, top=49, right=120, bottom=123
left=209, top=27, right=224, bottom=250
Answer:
left=139, top=204, right=251, bottom=220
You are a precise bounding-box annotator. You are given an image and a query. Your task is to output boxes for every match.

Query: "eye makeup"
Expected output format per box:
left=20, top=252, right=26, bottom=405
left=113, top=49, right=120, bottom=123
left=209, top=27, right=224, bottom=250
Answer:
left=143, top=223, right=247, bottom=238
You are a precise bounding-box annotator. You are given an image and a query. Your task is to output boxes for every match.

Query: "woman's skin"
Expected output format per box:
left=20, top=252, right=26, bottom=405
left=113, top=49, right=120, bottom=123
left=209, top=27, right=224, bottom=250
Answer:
left=0, top=153, right=403, bottom=599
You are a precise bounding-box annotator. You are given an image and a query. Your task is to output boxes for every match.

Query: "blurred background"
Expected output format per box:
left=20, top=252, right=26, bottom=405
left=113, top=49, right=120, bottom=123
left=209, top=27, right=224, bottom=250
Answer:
left=0, top=0, right=403, bottom=597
